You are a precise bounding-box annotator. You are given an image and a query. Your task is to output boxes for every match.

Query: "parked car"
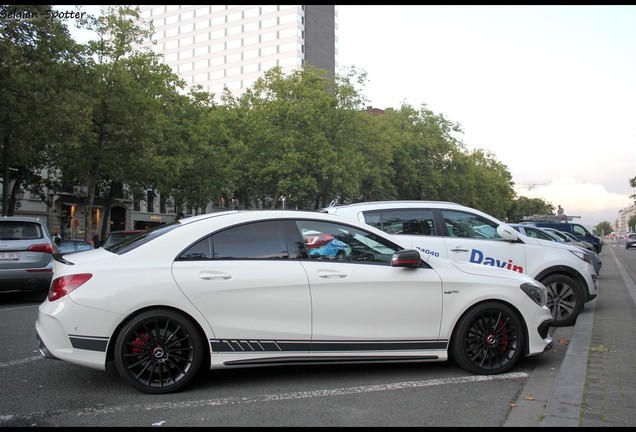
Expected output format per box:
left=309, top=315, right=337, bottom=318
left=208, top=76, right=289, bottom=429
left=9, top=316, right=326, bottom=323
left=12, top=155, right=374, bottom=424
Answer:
left=321, top=200, right=598, bottom=327
left=519, top=220, right=602, bottom=254
left=57, top=239, right=95, bottom=254
left=560, top=231, right=595, bottom=252
left=0, top=216, right=57, bottom=294
left=508, top=224, right=602, bottom=276
left=36, top=210, right=553, bottom=394
left=626, top=233, right=636, bottom=249
left=100, top=230, right=144, bottom=248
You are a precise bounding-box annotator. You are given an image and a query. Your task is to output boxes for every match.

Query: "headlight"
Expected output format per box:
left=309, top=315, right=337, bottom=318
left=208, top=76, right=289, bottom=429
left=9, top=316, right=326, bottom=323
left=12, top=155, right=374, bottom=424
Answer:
left=569, top=249, right=591, bottom=264
left=520, top=281, right=547, bottom=306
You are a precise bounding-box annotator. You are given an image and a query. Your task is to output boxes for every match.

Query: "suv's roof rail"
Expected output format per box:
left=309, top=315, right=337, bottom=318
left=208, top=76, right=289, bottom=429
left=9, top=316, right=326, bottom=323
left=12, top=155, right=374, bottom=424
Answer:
left=522, top=214, right=581, bottom=222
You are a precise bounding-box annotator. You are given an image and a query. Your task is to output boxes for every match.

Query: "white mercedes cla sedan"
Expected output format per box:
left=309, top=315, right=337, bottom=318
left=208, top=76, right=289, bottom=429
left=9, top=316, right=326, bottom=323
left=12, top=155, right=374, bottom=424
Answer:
left=36, top=210, right=553, bottom=394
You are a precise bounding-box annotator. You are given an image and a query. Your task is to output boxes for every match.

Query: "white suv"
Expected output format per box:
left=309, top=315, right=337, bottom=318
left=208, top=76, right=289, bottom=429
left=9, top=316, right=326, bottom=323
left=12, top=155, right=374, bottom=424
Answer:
left=322, top=201, right=598, bottom=327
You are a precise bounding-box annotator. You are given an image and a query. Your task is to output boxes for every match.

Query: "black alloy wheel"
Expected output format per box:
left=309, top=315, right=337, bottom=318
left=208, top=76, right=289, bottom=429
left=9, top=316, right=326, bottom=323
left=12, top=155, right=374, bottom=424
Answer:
left=114, top=309, right=204, bottom=394
left=541, top=274, right=582, bottom=327
left=451, top=302, right=524, bottom=375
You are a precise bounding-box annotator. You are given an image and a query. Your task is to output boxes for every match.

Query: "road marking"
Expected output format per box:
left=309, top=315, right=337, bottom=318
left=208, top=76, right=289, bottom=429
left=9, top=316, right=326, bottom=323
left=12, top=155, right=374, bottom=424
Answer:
left=0, top=372, right=528, bottom=422
left=0, top=356, right=42, bottom=369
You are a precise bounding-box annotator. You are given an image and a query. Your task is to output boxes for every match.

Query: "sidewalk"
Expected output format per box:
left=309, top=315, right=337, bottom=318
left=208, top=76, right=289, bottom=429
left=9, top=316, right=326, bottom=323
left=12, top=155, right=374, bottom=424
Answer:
left=540, top=243, right=636, bottom=426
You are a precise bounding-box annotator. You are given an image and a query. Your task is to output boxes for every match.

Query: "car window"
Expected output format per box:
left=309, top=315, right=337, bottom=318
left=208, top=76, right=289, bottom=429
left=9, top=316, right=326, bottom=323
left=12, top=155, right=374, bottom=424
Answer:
left=59, top=242, right=76, bottom=253
left=296, top=220, right=400, bottom=264
left=362, top=209, right=436, bottom=236
left=440, top=210, right=501, bottom=240
left=571, top=224, right=588, bottom=237
left=179, top=220, right=295, bottom=260
left=0, top=222, right=42, bottom=240
left=178, top=219, right=401, bottom=265
left=524, top=227, right=555, bottom=241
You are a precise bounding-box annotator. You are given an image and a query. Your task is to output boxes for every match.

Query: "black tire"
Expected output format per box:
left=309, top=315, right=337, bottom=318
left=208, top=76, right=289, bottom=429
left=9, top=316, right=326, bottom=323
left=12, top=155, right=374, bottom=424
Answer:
left=114, top=309, right=204, bottom=394
left=540, top=274, right=583, bottom=327
left=451, top=302, right=524, bottom=375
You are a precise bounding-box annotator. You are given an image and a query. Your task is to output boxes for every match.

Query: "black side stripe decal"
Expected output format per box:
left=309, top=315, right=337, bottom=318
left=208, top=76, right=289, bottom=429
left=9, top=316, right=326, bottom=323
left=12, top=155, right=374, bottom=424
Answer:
left=210, top=339, right=448, bottom=353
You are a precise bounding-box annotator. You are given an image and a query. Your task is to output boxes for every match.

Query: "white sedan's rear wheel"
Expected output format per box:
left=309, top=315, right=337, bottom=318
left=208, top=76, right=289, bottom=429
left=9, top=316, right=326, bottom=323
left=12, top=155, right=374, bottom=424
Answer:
left=114, top=309, right=204, bottom=394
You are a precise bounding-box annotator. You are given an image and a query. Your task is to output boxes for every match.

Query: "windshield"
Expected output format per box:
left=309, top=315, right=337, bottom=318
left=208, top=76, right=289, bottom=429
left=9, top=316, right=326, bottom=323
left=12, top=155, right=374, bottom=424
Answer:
left=106, top=223, right=181, bottom=254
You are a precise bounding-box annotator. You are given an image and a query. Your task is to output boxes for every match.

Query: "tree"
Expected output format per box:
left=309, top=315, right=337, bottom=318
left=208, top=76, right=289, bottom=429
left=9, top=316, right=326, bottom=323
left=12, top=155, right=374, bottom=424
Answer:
left=594, top=221, right=613, bottom=236
left=506, top=196, right=554, bottom=223
left=50, top=6, right=190, bottom=240
left=630, top=176, right=636, bottom=202
left=627, top=216, right=636, bottom=233
left=0, top=4, right=85, bottom=215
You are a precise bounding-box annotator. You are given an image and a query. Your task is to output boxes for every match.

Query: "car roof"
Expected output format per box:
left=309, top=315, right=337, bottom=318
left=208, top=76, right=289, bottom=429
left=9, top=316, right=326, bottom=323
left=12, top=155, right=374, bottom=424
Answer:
left=323, top=200, right=459, bottom=210
left=0, top=216, right=47, bottom=223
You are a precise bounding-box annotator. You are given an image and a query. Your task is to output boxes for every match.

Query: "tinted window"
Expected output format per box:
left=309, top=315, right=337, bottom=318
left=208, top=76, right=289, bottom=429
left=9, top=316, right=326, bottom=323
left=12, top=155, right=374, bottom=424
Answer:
left=0, top=222, right=42, bottom=240
left=179, top=220, right=291, bottom=260
left=571, top=224, right=589, bottom=237
left=362, top=209, right=436, bottom=236
left=441, top=210, right=501, bottom=240
left=214, top=221, right=288, bottom=259
left=524, top=227, right=556, bottom=241
left=108, top=224, right=179, bottom=254
left=178, top=219, right=401, bottom=265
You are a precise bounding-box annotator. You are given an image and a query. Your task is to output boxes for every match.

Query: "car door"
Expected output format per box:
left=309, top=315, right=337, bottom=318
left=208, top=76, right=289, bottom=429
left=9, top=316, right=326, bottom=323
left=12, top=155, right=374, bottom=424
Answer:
left=438, top=209, right=528, bottom=275
left=172, top=220, right=312, bottom=345
left=293, top=219, right=443, bottom=352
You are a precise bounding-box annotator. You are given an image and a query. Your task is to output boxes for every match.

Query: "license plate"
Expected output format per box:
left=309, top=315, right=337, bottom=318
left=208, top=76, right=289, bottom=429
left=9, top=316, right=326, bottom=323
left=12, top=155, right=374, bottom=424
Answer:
left=0, top=252, right=19, bottom=260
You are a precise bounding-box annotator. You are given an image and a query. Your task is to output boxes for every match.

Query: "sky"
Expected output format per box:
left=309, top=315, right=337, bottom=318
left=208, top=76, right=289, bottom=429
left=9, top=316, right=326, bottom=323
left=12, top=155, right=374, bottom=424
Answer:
left=57, top=5, right=636, bottom=228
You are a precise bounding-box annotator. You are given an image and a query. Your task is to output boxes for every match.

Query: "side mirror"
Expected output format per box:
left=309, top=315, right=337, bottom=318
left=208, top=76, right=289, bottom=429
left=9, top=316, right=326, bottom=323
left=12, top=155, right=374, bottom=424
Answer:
left=391, top=249, right=422, bottom=268
left=497, top=224, right=520, bottom=241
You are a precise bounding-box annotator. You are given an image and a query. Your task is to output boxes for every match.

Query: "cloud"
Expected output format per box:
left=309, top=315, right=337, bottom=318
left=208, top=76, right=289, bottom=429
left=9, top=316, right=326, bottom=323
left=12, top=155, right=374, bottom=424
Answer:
left=517, top=175, right=633, bottom=226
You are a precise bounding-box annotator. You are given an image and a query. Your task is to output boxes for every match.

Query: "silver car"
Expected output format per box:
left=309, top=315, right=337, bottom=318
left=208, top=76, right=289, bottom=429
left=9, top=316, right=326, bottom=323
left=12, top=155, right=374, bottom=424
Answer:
left=0, top=216, right=57, bottom=294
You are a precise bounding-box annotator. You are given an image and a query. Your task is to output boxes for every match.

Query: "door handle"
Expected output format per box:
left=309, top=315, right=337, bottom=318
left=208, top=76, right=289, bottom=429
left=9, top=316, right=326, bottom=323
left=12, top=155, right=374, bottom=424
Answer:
left=450, top=247, right=469, bottom=253
left=199, top=271, right=232, bottom=280
left=316, top=270, right=347, bottom=279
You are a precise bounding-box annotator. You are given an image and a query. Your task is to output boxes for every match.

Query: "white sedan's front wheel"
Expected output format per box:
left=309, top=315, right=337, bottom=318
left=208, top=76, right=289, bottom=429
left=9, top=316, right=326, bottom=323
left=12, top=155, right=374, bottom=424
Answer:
left=451, top=302, right=524, bottom=375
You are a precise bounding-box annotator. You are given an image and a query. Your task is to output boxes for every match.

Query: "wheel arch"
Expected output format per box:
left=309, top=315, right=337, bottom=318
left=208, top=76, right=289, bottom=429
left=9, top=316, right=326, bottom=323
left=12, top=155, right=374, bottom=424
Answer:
left=449, top=299, right=531, bottom=359
left=105, top=305, right=211, bottom=367
left=534, top=265, right=589, bottom=299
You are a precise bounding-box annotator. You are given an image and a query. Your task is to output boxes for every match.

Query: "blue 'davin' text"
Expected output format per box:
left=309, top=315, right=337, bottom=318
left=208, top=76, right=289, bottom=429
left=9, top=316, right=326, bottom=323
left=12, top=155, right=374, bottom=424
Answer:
left=469, top=248, right=524, bottom=273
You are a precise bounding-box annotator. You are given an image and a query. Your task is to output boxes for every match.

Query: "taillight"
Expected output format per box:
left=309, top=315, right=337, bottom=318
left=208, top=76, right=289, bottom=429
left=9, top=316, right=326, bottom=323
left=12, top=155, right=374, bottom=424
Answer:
left=28, top=243, right=56, bottom=254
left=305, top=233, right=334, bottom=249
left=48, top=274, right=92, bottom=302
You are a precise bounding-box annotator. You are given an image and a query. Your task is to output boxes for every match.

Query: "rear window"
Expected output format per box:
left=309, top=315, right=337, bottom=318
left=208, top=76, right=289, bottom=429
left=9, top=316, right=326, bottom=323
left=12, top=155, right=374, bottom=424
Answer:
left=0, top=222, right=42, bottom=240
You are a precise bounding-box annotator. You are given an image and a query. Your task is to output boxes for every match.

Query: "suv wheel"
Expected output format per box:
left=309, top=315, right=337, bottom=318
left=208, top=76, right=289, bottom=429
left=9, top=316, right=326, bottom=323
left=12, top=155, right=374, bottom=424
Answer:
left=541, top=274, right=583, bottom=327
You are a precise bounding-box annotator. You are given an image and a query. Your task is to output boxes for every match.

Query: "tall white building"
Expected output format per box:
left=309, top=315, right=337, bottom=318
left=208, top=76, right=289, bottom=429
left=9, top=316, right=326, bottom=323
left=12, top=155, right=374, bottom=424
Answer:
left=132, top=5, right=337, bottom=99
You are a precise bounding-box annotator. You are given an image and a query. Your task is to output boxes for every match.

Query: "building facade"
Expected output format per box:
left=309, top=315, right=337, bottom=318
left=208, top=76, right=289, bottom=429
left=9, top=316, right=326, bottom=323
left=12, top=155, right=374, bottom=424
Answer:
left=134, top=5, right=337, bottom=99
left=616, top=202, right=636, bottom=235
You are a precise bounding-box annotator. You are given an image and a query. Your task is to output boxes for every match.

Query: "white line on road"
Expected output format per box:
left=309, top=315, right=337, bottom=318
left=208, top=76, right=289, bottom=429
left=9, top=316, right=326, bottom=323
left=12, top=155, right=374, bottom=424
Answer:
left=0, top=372, right=528, bottom=422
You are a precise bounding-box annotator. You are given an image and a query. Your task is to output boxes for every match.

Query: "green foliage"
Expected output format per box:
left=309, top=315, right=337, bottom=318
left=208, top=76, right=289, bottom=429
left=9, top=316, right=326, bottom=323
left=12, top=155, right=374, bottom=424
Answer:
left=594, top=221, right=613, bottom=236
left=627, top=216, right=636, bottom=233
left=5, top=5, right=576, bottom=227
left=506, top=196, right=554, bottom=223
